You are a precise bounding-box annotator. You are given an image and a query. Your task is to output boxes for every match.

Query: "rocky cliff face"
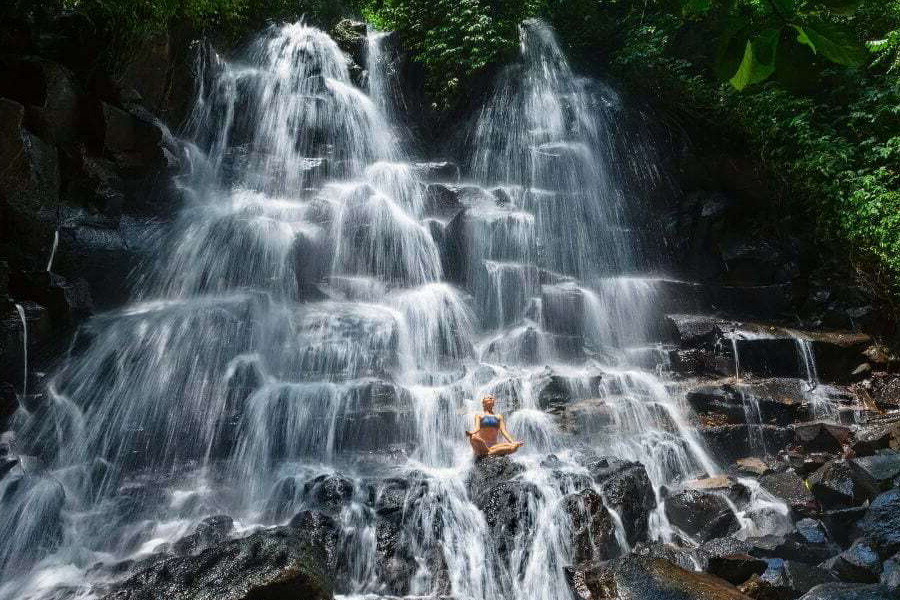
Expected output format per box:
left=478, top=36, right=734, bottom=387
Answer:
left=0, top=8, right=198, bottom=420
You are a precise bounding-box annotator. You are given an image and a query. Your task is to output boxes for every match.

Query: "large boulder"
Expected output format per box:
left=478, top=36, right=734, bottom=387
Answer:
left=567, top=555, right=752, bottom=600
left=586, top=456, right=656, bottom=546
left=0, top=56, right=82, bottom=145
left=794, top=422, right=851, bottom=454
left=857, top=489, right=900, bottom=558
left=797, top=582, right=895, bottom=600
left=563, top=489, right=621, bottom=563
left=102, top=526, right=332, bottom=600
left=664, top=489, right=739, bottom=542
left=0, top=98, right=59, bottom=240
left=467, top=455, right=525, bottom=501
left=171, top=515, right=234, bottom=556
left=759, top=469, right=817, bottom=515
left=7, top=270, right=92, bottom=327
left=848, top=454, right=900, bottom=499
left=302, top=473, right=355, bottom=515
left=823, top=540, right=883, bottom=584
left=741, top=560, right=836, bottom=599
left=807, top=460, right=867, bottom=510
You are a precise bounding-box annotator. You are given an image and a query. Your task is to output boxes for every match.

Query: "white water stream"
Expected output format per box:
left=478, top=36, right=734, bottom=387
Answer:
left=0, top=20, right=790, bottom=600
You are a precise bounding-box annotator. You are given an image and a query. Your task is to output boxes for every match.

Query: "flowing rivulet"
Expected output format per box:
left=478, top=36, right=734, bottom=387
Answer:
left=0, top=20, right=793, bottom=600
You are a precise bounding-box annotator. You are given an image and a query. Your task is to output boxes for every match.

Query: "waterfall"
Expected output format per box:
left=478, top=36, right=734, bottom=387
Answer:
left=0, top=20, right=788, bottom=600
left=14, top=304, right=27, bottom=399
left=46, top=229, right=59, bottom=273
left=796, top=337, right=837, bottom=420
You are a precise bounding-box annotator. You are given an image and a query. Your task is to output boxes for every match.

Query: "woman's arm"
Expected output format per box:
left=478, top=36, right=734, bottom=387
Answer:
left=466, top=414, right=481, bottom=437
left=499, top=415, right=516, bottom=443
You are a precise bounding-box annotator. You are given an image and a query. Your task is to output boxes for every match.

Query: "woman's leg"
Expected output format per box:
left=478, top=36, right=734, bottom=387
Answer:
left=487, top=441, right=524, bottom=456
left=470, top=435, right=490, bottom=457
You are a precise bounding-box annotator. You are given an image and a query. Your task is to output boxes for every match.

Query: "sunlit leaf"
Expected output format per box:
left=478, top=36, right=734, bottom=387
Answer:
left=715, top=23, right=750, bottom=82
left=793, top=19, right=867, bottom=67
left=729, top=28, right=779, bottom=90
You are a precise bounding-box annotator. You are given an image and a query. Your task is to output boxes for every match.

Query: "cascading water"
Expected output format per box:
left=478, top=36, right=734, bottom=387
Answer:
left=45, top=230, right=59, bottom=273
left=14, top=304, right=27, bottom=400
left=0, top=19, right=787, bottom=600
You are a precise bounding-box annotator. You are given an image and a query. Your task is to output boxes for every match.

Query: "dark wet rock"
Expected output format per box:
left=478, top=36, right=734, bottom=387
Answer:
left=664, top=489, right=739, bottom=542
left=0, top=56, right=82, bottom=146
left=745, top=561, right=837, bottom=599
left=797, top=582, right=895, bottom=599
left=375, top=476, right=429, bottom=520
left=823, top=540, right=882, bottom=584
left=631, top=541, right=700, bottom=572
left=567, top=555, right=752, bottom=600
left=441, top=208, right=469, bottom=285
left=541, top=283, right=584, bottom=337
left=563, top=489, right=621, bottom=562
left=759, top=469, right=817, bottom=515
left=536, top=372, right=574, bottom=413
left=700, top=538, right=767, bottom=585
left=688, top=476, right=751, bottom=507
left=848, top=454, right=900, bottom=499
left=858, top=489, right=900, bottom=558
left=0, top=456, right=19, bottom=479
left=852, top=423, right=900, bottom=457
left=8, top=270, right=93, bottom=327
left=807, top=460, right=867, bottom=510
left=794, top=422, right=852, bottom=454
left=806, top=333, right=873, bottom=384
left=1, top=98, right=60, bottom=234
left=422, top=183, right=462, bottom=218
left=784, top=451, right=837, bottom=479
left=264, top=476, right=299, bottom=522
left=475, top=480, right=540, bottom=556
left=668, top=347, right=735, bottom=378
left=413, top=161, right=460, bottom=182
left=880, top=553, right=900, bottom=591
left=97, top=101, right=170, bottom=174
left=708, top=553, right=768, bottom=586
left=331, top=19, right=367, bottom=69
left=586, top=456, right=656, bottom=546
left=303, top=473, right=354, bottom=514
left=172, top=515, right=234, bottom=556
left=102, top=526, right=332, bottom=600
left=821, top=506, right=869, bottom=547
left=744, top=534, right=832, bottom=565
left=793, top=518, right=832, bottom=546
left=701, top=424, right=794, bottom=462
left=291, top=229, right=330, bottom=293
left=467, top=455, right=525, bottom=501
left=666, top=314, right=722, bottom=348
left=373, top=516, right=418, bottom=595
left=288, top=510, right=340, bottom=572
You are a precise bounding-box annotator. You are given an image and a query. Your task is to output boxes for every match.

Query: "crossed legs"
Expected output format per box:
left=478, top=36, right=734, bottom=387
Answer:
left=469, top=436, right=524, bottom=457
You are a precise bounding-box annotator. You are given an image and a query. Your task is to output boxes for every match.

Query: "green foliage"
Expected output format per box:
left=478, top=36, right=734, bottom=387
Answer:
left=62, top=0, right=351, bottom=44
left=608, top=0, right=900, bottom=294
left=358, top=0, right=539, bottom=104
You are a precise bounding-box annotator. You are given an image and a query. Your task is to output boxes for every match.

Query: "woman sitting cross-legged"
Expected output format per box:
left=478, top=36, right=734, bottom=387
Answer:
left=465, top=395, right=524, bottom=457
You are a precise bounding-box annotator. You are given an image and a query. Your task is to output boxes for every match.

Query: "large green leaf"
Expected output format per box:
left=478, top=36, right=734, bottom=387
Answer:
left=793, top=19, right=867, bottom=67
left=715, top=22, right=751, bottom=82
left=729, top=28, right=780, bottom=91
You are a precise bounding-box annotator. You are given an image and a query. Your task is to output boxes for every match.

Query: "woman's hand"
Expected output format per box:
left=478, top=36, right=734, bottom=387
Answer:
left=465, top=430, right=473, bottom=437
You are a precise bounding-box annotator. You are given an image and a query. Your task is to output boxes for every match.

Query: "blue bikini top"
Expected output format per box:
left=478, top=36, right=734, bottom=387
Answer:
left=481, top=414, right=500, bottom=428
